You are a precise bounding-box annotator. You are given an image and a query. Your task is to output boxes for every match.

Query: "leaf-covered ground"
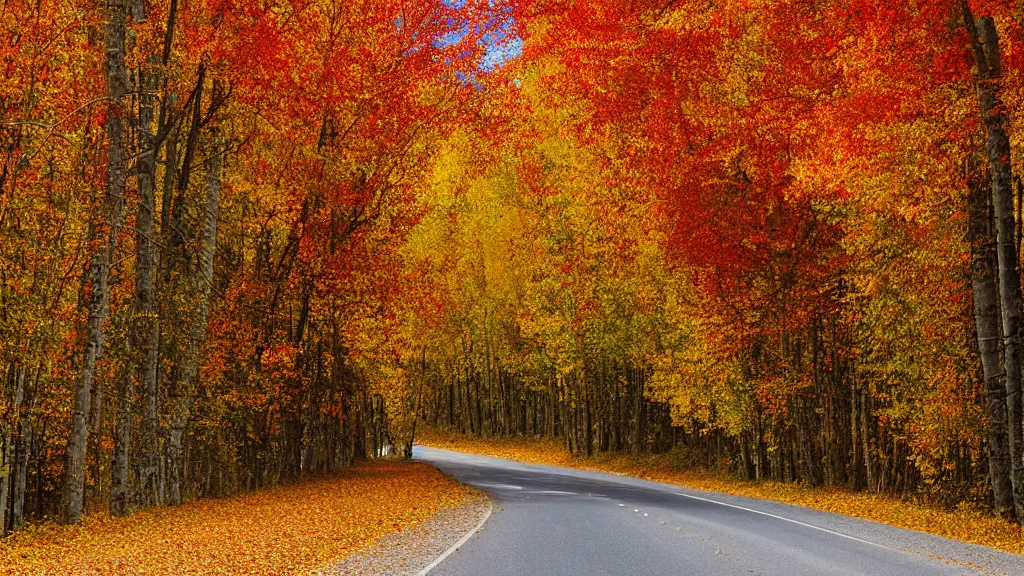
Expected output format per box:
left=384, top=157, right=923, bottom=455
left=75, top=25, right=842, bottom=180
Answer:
left=0, top=460, right=469, bottom=575
left=417, top=428, right=1024, bottom=556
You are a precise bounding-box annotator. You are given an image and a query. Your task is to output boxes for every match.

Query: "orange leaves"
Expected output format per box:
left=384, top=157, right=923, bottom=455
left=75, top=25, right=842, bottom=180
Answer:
left=259, top=345, right=300, bottom=383
left=0, top=461, right=470, bottom=575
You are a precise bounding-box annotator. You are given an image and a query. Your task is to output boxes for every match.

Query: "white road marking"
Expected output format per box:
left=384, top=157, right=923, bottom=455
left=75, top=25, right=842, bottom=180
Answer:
left=669, top=491, right=889, bottom=550
left=533, top=490, right=576, bottom=495
left=419, top=501, right=494, bottom=576
left=475, top=483, right=523, bottom=491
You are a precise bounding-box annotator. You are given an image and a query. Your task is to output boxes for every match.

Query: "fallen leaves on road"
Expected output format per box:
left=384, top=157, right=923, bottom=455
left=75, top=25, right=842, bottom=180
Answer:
left=0, top=460, right=469, bottom=575
left=417, top=428, right=1024, bottom=556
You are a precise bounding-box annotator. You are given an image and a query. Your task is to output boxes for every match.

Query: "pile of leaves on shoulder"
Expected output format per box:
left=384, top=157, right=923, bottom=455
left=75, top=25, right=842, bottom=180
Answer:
left=417, top=428, right=1024, bottom=556
left=0, top=460, right=469, bottom=575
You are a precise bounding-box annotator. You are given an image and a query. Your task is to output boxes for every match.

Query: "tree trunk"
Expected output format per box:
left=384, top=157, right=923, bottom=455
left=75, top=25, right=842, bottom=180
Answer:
left=850, top=374, right=862, bottom=489
left=487, top=339, right=495, bottom=435
left=963, top=6, right=1024, bottom=520
left=110, top=363, right=131, bottom=516
left=11, top=364, right=35, bottom=529
left=861, top=389, right=875, bottom=491
left=968, top=151, right=1016, bottom=517
left=1, top=365, right=25, bottom=534
left=447, top=380, right=454, bottom=427
left=1, top=425, right=10, bottom=534
left=12, top=413, right=30, bottom=531
left=62, top=0, right=130, bottom=524
left=474, top=369, right=482, bottom=437
left=168, top=136, right=223, bottom=505
left=584, top=380, right=593, bottom=457
left=135, top=56, right=162, bottom=507
left=408, top=347, right=427, bottom=458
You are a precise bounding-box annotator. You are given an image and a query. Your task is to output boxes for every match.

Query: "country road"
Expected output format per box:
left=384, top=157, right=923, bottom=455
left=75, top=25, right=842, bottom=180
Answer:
left=414, top=447, right=1024, bottom=576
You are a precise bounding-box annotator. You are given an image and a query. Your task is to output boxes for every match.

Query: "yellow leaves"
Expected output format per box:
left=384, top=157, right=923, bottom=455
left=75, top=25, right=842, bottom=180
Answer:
left=418, top=428, right=1024, bottom=558
left=0, top=461, right=471, bottom=576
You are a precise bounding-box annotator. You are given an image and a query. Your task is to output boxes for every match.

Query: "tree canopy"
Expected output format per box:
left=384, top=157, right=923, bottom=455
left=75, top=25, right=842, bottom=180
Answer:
left=3, top=0, right=1024, bottom=529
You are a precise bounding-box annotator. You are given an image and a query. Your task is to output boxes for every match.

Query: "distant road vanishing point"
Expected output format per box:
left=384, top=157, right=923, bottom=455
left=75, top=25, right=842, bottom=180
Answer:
left=414, top=447, right=1024, bottom=576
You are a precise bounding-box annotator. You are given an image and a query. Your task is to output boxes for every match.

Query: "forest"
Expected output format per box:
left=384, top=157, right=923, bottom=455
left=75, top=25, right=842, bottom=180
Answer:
left=4, top=0, right=1024, bottom=540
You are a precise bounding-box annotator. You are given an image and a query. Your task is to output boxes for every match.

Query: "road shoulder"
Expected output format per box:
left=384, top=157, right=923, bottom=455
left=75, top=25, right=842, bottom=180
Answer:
left=327, top=489, right=492, bottom=576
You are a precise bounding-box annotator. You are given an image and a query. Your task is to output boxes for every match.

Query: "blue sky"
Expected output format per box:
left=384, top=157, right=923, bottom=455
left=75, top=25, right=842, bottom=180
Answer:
left=438, top=0, right=523, bottom=72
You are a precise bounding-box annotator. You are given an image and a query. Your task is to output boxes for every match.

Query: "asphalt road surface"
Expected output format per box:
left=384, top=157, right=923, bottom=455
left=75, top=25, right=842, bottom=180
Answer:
left=414, top=446, right=1024, bottom=576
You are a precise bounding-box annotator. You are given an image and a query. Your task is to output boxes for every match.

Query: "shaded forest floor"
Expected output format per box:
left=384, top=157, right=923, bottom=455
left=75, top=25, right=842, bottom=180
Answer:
left=417, top=427, right=1024, bottom=557
left=0, top=460, right=471, bottom=575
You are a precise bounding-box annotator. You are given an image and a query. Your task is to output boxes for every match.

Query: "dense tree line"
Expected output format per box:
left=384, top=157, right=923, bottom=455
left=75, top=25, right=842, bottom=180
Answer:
left=0, top=0, right=509, bottom=530
left=405, top=0, right=1024, bottom=524
left=7, top=0, right=1024, bottom=536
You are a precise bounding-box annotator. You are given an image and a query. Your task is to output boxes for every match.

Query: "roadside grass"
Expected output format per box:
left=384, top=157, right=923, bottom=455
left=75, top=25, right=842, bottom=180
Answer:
left=0, top=460, right=469, bottom=575
left=417, top=427, right=1024, bottom=556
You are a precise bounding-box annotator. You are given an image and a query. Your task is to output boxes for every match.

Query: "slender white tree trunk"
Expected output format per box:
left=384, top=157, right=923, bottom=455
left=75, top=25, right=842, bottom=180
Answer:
left=964, top=4, right=1024, bottom=520
left=62, top=0, right=130, bottom=524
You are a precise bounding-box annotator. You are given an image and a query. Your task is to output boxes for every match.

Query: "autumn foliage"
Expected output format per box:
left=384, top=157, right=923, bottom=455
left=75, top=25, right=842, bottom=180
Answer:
left=404, top=0, right=1024, bottom=530
left=4, top=0, right=1024, bottom=555
left=1, top=0, right=513, bottom=531
left=0, top=460, right=469, bottom=575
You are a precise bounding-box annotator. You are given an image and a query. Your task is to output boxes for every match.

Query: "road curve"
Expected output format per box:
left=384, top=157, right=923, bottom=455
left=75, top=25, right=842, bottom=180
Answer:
left=414, top=446, right=1024, bottom=576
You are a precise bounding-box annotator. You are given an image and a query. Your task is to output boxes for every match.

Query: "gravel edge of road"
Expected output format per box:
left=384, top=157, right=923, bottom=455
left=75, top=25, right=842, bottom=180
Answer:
left=324, top=489, right=492, bottom=576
